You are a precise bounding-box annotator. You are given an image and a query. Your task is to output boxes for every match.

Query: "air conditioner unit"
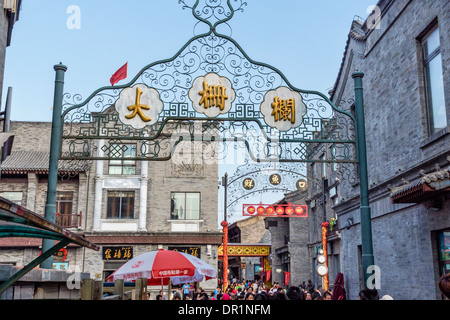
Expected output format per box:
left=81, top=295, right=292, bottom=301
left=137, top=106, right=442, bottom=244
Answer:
left=3, top=0, right=16, bottom=12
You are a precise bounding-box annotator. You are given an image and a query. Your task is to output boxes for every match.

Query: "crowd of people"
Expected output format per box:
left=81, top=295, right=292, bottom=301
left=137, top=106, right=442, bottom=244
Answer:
left=154, top=279, right=335, bottom=301
left=150, top=273, right=450, bottom=301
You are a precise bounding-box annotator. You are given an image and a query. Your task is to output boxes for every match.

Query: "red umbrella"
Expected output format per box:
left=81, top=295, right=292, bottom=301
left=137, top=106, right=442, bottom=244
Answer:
left=106, top=249, right=217, bottom=286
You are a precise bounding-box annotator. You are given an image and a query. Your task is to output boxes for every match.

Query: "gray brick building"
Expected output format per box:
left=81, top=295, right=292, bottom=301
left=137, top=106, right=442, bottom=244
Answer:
left=0, top=0, right=21, bottom=106
left=265, top=189, right=311, bottom=288
left=0, top=121, right=222, bottom=292
left=327, top=0, right=450, bottom=300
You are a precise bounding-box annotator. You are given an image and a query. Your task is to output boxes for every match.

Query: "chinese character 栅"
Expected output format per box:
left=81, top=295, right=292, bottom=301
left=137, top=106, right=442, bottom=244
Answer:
left=199, top=80, right=228, bottom=110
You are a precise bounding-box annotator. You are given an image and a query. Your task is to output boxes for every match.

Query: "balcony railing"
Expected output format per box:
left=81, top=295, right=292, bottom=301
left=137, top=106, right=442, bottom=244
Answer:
left=55, top=211, right=82, bottom=229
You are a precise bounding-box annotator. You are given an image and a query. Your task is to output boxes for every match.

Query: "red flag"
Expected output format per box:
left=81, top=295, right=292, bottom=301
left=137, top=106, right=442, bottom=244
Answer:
left=110, top=62, right=128, bottom=86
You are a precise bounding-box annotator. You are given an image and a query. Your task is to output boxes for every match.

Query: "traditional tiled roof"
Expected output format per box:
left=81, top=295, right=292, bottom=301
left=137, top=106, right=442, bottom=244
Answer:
left=390, top=164, right=450, bottom=204
left=1, top=150, right=90, bottom=175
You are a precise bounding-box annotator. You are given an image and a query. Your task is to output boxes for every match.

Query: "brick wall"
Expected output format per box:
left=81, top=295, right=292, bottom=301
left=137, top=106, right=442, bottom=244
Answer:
left=331, top=0, right=450, bottom=300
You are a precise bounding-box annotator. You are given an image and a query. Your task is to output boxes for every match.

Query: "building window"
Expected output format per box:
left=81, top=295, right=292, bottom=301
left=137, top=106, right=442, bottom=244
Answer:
left=107, top=191, right=135, bottom=219
left=56, top=192, right=73, bottom=215
left=108, top=144, right=136, bottom=175
left=0, top=191, right=22, bottom=205
left=422, top=26, right=447, bottom=135
left=170, top=192, right=200, bottom=220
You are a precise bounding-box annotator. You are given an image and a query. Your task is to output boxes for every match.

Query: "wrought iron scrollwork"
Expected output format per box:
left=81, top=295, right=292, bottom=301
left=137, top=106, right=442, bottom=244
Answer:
left=60, top=0, right=357, bottom=165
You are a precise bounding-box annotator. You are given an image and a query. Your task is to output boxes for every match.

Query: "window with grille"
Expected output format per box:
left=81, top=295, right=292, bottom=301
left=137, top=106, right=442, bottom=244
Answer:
left=108, top=144, right=136, bottom=175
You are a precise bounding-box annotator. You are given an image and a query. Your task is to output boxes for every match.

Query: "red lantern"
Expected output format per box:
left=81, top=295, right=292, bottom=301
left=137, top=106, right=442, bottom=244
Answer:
left=257, top=206, right=265, bottom=215
left=247, top=206, right=256, bottom=215
left=266, top=206, right=275, bottom=215
left=276, top=206, right=284, bottom=215
left=295, top=206, right=304, bottom=216
left=285, top=206, right=294, bottom=215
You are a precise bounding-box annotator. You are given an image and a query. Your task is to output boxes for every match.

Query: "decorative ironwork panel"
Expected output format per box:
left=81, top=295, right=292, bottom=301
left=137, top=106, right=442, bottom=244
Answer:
left=60, top=0, right=356, bottom=164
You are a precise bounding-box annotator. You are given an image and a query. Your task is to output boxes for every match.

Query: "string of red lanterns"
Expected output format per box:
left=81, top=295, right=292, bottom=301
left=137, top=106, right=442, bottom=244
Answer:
left=243, top=203, right=308, bottom=217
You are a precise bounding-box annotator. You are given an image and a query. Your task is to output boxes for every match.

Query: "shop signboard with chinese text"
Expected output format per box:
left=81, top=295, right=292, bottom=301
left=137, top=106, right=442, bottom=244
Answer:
left=102, top=246, right=133, bottom=261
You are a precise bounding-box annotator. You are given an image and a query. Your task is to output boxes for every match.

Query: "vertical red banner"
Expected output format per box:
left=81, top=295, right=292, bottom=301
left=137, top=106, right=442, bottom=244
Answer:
left=284, top=271, right=290, bottom=286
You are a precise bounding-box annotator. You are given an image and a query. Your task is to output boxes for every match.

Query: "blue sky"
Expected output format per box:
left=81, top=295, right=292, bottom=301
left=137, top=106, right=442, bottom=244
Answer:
left=3, top=0, right=378, bottom=224
left=3, top=0, right=376, bottom=122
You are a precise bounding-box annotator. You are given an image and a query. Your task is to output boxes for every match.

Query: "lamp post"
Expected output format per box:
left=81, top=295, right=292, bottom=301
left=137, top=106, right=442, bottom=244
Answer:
left=40, top=63, right=67, bottom=269
left=352, top=71, right=375, bottom=289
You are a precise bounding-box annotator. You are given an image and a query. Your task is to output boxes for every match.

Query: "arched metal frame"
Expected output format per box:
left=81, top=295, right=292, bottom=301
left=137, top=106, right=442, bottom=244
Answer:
left=60, top=0, right=357, bottom=165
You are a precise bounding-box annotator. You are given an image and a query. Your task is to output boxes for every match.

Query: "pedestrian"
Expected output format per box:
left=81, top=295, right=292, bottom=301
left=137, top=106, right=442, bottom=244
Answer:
left=245, top=292, right=255, bottom=300
left=194, top=287, right=204, bottom=300
left=252, top=280, right=258, bottom=293
left=300, top=281, right=306, bottom=291
left=213, top=286, right=221, bottom=300
left=311, top=291, right=321, bottom=300
left=159, top=289, right=166, bottom=300
left=273, top=290, right=287, bottom=300
left=287, top=286, right=303, bottom=300
left=305, top=292, right=312, bottom=300
left=307, top=279, right=314, bottom=294
left=358, top=289, right=379, bottom=300
left=172, top=291, right=182, bottom=300
left=221, top=293, right=230, bottom=300
left=439, top=273, right=450, bottom=300
left=182, top=282, right=191, bottom=300
left=323, top=290, right=332, bottom=300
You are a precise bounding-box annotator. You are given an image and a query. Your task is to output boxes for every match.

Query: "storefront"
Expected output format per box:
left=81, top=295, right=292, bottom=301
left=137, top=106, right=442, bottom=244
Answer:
left=438, top=230, right=450, bottom=278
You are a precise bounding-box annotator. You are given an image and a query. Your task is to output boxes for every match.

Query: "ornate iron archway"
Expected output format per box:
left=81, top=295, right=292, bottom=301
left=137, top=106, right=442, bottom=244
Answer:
left=59, top=0, right=356, bottom=165
left=42, top=0, right=374, bottom=290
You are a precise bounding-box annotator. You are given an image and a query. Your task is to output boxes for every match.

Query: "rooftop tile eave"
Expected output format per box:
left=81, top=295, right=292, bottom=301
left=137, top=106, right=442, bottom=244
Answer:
left=1, top=151, right=90, bottom=174
left=390, top=165, right=450, bottom=201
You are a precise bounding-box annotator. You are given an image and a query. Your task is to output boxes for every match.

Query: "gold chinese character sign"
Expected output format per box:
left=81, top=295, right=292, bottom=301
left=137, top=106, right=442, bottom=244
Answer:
left=243, top=178, right=255, bottom=190
left=269, top=174, right=281, bottom=185
left=260, top=87, right=306, bottom=131
left=115, top=84, right=164, bottom=129
left=189, top=73, right=236, bottom=118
